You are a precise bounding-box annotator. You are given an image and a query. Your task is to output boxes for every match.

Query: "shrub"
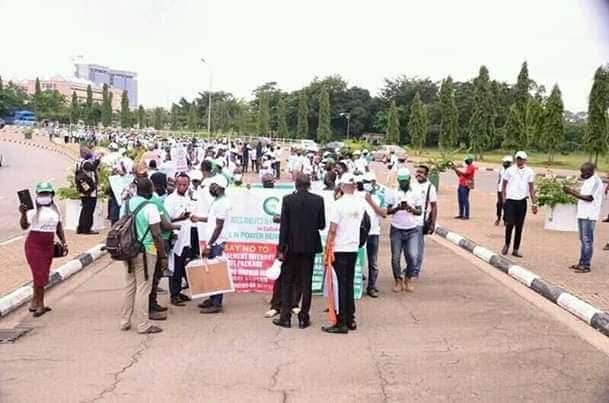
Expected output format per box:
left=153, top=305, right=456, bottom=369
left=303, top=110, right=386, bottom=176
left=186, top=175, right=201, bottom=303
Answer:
left=537, top=176, right=577, bottom=208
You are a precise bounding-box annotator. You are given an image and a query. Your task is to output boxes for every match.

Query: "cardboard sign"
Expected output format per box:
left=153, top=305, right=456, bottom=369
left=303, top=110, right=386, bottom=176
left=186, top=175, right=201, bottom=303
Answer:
left=172, top=146, right=188, bottom=173
left=185, top=258, right=235, bottom=299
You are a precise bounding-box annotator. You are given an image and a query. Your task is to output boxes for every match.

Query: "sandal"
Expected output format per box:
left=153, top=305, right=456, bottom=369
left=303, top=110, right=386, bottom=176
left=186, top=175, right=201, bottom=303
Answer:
left=32, top=307, right=52, bottom=317
left=569, top=264, right=582, bottom=270
left=574, top=267, right=591, bottom=273
left=603, top=244, right=609, bottom=251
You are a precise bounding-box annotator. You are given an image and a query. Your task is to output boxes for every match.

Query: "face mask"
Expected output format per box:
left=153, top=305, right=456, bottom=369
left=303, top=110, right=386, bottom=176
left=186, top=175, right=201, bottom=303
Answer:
left=356, top=183, right=364, bottom=192
left=363, top=183, right=373, bottom=192
left=37, top=196, right=53, bottom=206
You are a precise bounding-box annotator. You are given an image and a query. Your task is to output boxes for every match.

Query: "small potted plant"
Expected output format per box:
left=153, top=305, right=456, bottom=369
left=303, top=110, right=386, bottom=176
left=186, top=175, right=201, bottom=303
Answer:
left=537, top=175, right=578, bottom=232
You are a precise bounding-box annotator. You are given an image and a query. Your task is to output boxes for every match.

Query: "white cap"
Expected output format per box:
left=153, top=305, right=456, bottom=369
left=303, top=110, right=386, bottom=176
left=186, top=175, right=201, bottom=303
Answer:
left=502, top=155, right=513, bottom=163
left=396, top=167, right=411, bottom=180
left=338, top=173, right=356, bottom=185
left=189, top=170, right=203, bottom=181
left=353, top=150, right=361, bottom=155
left=515, top=151, right=528, bottom=160
left=210, top=174, right=229, bottom=189
left=362, top=149, right=369, bottom=154
left=364, top=172, right=377, bottom=182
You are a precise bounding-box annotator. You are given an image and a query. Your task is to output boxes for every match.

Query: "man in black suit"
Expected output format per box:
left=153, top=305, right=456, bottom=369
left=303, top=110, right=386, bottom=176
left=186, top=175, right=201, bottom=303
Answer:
left=273, top=173, right=325, bottom=329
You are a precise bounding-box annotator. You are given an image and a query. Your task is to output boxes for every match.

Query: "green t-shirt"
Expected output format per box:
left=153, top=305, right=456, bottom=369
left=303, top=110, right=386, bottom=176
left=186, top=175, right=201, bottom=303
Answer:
left=122, top=196, right=160, bottom=254
left=150, top=194, right=171, bottom=241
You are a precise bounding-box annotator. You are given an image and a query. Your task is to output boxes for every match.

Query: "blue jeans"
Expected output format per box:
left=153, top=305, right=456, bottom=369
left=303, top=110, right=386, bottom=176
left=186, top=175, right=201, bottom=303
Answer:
left=390, top=226, right=419, bottom=279
left=366, top=235, right=380, bottom=291
left=578, top=219, right=595, bottom=268
left=457, top=185, right=470, bottom=218
left=414, top=226, right=425, bottom=277
left=208, top=244, right=225, bottom=307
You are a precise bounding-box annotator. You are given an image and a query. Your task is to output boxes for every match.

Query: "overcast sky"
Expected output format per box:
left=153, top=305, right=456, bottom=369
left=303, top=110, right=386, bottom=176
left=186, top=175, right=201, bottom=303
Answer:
left=0, top=0, right=607, bottom=111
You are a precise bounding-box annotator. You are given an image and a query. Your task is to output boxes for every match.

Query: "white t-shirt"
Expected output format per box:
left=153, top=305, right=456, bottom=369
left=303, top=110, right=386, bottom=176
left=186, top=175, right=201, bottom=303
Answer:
left=577, top=175, right=604, bottom=220
left=356, top=191, right=383, bottom=236
left=330, top=194, right=366, bottom=253
left=27, top=206, right=61, bottom=233
left=164, top=192, right=193, bottom=220
left=385, top=188, right=422, bottom=230
left=413, top=181, right=438, bottom=227
left=497, top=167, right=507, bottom=192
left=206, top=196, right=232, bottom=245
left=503, top=166, right=535, bottom=201
left=354, top=158, right=368, bottom=173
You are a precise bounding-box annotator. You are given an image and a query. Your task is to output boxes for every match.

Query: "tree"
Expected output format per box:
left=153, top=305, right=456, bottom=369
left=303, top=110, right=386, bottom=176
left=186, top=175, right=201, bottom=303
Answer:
left=34, top=77, right=42, bottom=96
left=468, top=66, right=496, bottom=159
left=153, top=107, right=163, bottom=130
left=0, top=76, right=3, bottom=92
left=70, top=91, right=79, bottom=124
left=408, top=92, right=428, bottom=155
left=101, top=84, right=112, bottom=127
left=276, top=97, right=289, bottom=138
left=84, top=84, right=95, bottom=126
left=257, top=90, right=270, bottom=136
left=317, top=86, right=332, bottom=143
left=296, top=90, right=309, bottom=139
left=584, top=66, right=609, bottom=164
left=187, top=103, right=198, bottom=131
left=385, top=101, right=400, bottom=145
left=541, top=84, right=565, bottom=163
left=170, top=103, right=179, bottom=130
left=120, top=90, right=131, bottom=128
left=502, top=104, right=525, bottom=153
left=137, top=105, right=145, bottom=128
left=438, top=76, right=458, bottom=150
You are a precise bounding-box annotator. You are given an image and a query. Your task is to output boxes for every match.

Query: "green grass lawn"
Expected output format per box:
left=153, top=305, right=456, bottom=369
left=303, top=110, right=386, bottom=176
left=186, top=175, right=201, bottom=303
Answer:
left=413, top=148, right=609, bottom=173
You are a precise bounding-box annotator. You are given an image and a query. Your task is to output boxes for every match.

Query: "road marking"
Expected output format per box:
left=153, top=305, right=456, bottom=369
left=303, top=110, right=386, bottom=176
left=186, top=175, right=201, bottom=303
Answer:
left=0, top=235, right=24, bottom=246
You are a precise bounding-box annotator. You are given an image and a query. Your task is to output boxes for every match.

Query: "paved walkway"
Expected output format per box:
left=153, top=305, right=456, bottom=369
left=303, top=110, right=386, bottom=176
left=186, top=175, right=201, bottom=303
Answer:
left=2, top=237, right=609, bottom=402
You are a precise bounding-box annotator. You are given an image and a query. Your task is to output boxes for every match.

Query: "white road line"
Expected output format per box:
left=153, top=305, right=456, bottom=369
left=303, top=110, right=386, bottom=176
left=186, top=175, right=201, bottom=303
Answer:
left=0, top=235, right=24, bottom=246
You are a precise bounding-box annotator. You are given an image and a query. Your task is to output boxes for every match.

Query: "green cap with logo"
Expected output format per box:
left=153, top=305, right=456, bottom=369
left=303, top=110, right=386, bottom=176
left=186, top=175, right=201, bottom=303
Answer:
left=464, top=154, right=474, bottom=162
left=36, top=181, right=55, bottom=193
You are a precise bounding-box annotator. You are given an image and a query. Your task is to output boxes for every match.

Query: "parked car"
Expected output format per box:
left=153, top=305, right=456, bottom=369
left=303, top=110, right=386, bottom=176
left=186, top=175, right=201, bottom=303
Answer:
left=297, top=139, right=319, bottom=152
left=372, top=145, right=408, bottom=162
left=325, top=141, right=345, bottom=153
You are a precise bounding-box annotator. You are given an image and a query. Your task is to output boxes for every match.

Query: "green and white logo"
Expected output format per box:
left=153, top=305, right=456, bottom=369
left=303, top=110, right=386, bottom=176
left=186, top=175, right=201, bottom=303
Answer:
left=262, top=196, right=280, bottom=216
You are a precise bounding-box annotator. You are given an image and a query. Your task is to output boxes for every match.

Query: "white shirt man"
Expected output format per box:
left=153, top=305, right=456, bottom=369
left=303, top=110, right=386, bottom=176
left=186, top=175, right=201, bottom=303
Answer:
left=413, top=180, right=437, bottom=228
left=503, top=164, right=535, bottom=201
left=206, top=192, right=231, bottom=246
left=577, top=174, right=604, bottom=221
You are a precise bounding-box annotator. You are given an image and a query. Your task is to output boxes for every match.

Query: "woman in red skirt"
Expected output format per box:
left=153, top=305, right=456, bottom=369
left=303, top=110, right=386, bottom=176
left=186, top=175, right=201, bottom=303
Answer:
left=19, top=182, right=68, bottom=317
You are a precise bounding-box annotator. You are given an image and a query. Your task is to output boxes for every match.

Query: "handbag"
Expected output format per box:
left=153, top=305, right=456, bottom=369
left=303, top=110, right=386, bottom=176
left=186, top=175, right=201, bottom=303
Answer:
left=53, top=241, right=67, bottom=258
left=422, top=183, right=433, bottom=235
left=466, top=178, right=475, bottom=190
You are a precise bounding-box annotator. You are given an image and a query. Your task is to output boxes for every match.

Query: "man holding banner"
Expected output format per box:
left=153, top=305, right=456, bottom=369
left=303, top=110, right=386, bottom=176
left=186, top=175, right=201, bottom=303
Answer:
left=273, top=174, right=325, bottom=329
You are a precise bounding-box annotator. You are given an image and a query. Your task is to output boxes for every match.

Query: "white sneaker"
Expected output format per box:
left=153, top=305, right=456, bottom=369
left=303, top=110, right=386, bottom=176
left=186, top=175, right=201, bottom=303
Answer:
left=291, top=307, right=301, bottom=315
left=264, top=309, right=279, bottom=318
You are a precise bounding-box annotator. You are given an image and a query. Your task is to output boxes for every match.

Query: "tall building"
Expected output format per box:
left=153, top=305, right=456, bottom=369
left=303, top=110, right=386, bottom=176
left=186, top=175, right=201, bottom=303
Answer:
left=74, top=63, right=138, bottom=108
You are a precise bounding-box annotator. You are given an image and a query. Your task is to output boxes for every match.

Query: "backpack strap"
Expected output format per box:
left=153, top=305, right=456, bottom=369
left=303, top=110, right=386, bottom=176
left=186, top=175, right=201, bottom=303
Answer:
left=424, top=183, right=431, bottom=219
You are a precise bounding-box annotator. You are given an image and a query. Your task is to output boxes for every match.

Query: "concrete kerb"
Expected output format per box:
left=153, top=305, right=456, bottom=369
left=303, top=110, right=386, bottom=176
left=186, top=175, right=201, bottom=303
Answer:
left=435, top=225, right=609, bottom=337
left=0, top=244, right=107, bottom=317
left=0, top=137, right=77, bottom=162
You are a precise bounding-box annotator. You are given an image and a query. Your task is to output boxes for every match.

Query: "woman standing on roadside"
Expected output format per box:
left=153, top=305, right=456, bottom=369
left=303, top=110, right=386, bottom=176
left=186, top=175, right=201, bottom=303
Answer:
left=19, top=182, right=68, bottom=317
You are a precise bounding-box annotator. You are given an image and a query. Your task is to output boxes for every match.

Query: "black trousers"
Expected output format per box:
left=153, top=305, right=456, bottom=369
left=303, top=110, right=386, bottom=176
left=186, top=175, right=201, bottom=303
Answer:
left=78, top=197, right=97, bottom=233
left=496, top=192, right=504, bottom=220
left=333, top=252, right=357, bottom=327
left=504, top=199, right=527, bottom=250
left=279, top=253, right=314, bottom=321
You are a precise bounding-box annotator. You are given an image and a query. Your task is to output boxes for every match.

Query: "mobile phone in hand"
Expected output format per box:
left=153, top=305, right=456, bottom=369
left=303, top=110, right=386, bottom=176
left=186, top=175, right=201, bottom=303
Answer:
left=18, top=189, right=34, bottom=210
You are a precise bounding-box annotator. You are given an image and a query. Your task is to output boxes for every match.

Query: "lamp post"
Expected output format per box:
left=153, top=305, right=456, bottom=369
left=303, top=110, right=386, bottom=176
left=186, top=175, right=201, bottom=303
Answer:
left=201, top=58, right=212, bottom=139
left=340, top=112, right=351, bottom=140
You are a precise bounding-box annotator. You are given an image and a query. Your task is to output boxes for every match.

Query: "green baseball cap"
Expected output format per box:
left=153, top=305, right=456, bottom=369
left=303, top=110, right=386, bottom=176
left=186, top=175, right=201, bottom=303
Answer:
left=36, top=181, right=55, bottom=193
left=464, top=154, right=474, bottom=162
left=396, top=167, right=411, bottom=181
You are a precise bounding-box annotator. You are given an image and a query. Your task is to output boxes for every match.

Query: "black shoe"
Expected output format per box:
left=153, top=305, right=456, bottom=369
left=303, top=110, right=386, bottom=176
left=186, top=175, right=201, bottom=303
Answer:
left=298, top=319, right=311, bottom=329
left=273, top=318, right=291, bottom=328
left=454, top=216, right=463, bottom=220
left=601, top=217, right=609, bottom=223
left=170, top=297, right=185, bottom=306
left=177, top=293, right=191, bottom=302
left=347, top=321, right=357, bottom=331
left=321, top=325, right=348, bottom=334
left=367, top=289, right=379, bottom=298
left=512, top=250, right=523, bottom=258
left=197, top=299, right=212, bottom=309
left=501, top=245, right=509, bottom=255
left=149, top=312, right=167, bottom=321
left=150, top=304, right=168, bottom=312
left=81, top=230, right=99, bottom=235
left=200, top=305, right=222, bottom=314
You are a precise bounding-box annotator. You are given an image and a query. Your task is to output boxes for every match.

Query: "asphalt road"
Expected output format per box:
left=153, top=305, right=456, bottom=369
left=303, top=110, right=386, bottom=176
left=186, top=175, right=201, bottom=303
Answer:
left=0, top=141, right=70, bottom=242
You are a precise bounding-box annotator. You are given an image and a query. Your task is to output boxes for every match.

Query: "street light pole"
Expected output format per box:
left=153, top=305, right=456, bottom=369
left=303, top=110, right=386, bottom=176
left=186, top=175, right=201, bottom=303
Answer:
left=340, top=112, right=351, bottom=140
left=201, top=58, right=212, bottom=140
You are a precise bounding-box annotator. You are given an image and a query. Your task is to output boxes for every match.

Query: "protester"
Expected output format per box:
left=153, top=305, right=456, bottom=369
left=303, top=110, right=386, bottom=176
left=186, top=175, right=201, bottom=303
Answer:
left=19, top=182, right=67, bottom=317
left=120, top=177, right=168, bottom=334
left=495, top=156, right=513, bottom=226
left=322, top=173, right=365, bottom=334
left=452, top=154, right=475, bottom=220
left=501, top=151, right=538, bottom=257
left=413, top=165, right=437, bottom=278
left=564, top=162, right=604, bottom=273
left=192, top=175, right=232, bottom=313
left=76, top=148, right=101, bottom=234
left=386, top=168, right=422, bottom=292
left=164, top=173, right=195, bottom=306
left=273, top=174, right=326, bottom=329
left=362, top=172, right=386, bottom=298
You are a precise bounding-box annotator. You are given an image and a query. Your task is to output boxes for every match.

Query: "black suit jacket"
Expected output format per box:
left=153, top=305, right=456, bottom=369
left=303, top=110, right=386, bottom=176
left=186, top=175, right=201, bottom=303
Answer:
left=278, top=190, right=325, bottom=254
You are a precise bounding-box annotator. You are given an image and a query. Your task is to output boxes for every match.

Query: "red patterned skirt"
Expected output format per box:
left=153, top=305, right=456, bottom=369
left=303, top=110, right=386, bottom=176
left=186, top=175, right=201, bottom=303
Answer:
left=25, top=231, right=54, bottom=287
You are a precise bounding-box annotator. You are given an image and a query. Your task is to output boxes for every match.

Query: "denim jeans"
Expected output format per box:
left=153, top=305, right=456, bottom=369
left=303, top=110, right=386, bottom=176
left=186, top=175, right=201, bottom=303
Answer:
left=208, top=244, right=225, bottom=307
left=414, top=226, right=425, bottom=277
left=366, top=235, right=380, bottom=291
left=457, top=185, right=470, bottom=218
left=578, top=219, right=595, bottom=268
left=390, top=226, right=420, bottom=279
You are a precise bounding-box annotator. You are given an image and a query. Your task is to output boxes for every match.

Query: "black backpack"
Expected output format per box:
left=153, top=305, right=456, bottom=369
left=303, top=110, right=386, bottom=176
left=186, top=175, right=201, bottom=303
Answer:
left=105, top=200, right=151, bottom=262
left=359, top=211, right=371, bottom=248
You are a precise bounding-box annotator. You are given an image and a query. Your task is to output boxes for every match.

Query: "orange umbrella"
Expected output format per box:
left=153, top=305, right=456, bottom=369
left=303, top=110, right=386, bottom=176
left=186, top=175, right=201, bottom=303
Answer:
left=324, top=242, right=337, bottom=326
